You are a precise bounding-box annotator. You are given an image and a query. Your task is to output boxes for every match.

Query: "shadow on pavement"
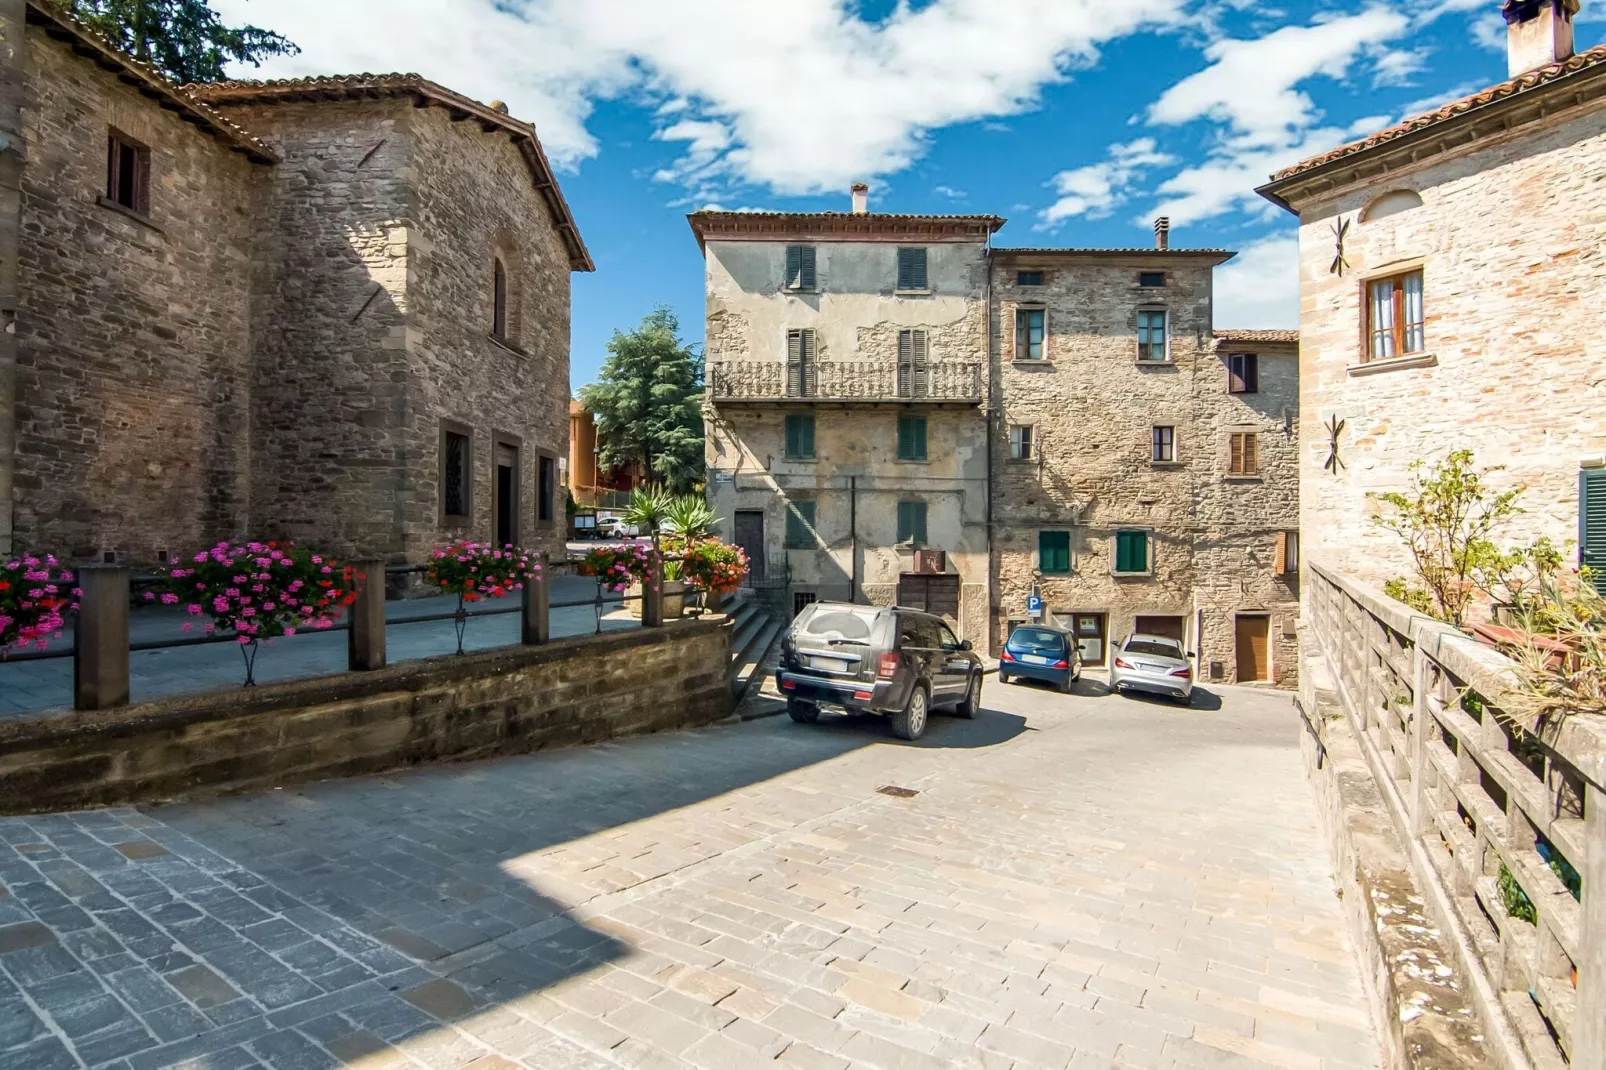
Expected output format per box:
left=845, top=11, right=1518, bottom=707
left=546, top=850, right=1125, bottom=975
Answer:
left=801, top=708, right=1031, bottom=749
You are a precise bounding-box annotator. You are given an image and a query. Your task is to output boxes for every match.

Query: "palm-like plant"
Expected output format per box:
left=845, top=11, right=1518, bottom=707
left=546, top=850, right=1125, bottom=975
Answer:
left=623, top=485, right=674, bottom=542
left=664, top=495, right=720, bottom=540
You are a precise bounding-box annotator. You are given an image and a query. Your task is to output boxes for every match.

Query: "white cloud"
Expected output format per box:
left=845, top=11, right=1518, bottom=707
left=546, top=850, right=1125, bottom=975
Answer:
left=933, top=185, right=968, bottom=199
left=215, top=0, right=1185, bottom=195
left=1213, top=233, right=1300, bottom=329
left=1471, top=13, right=1508, bottom=51
left=1037, top=138, right=1175, bottom=228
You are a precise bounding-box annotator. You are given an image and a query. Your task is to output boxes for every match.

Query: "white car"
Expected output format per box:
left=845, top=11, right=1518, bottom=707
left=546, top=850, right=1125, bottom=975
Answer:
left=597, top=518, right=639, bottom=538
left=1109, top=634, right=1195, bottom=703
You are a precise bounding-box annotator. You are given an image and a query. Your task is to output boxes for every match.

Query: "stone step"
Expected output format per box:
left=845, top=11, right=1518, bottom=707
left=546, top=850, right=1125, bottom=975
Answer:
left=729, top=615, right=784, bottom=701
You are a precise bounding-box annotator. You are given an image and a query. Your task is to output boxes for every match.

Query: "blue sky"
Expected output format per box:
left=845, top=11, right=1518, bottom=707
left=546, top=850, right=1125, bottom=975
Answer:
left=216, top=1, right=1555, bottom=388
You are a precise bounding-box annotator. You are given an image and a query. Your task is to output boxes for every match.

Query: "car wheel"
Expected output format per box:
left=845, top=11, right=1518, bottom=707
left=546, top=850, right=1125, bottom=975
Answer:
left=997, top=671, right=1009, bottom=685
left=787, top=699, right=819, bottom=724
left=1057, top=671, right=1074, bottom=694
left=954, top=675, right=980, bottom=719
left=890, top=684, right=930, bottom=741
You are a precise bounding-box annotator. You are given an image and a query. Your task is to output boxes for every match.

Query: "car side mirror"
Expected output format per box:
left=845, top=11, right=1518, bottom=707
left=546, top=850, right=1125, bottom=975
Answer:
left=1187, top=651, right=1197, bottom=658
left=960, top=640, right=973, bottom=652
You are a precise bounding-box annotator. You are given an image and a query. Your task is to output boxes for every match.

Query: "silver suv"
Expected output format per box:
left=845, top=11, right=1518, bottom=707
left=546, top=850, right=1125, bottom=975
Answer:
left=776, top=602, right=984, bottom=740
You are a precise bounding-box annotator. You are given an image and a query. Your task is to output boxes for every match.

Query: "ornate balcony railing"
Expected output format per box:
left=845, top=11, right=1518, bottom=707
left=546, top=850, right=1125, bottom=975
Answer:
left=706, top=360, right=983, bottom=403
left=1306, top=560, right=1606, bottom=1070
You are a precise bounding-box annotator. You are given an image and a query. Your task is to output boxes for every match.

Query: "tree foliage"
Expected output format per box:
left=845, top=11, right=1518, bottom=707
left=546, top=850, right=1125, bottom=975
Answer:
left=578, top=307, right=704, bottom=495
left=62, top=0, right=298, bottom=84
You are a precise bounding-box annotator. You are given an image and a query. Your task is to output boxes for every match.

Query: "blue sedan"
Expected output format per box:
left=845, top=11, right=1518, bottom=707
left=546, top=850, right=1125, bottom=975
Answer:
left=997, top=624, right=1081, bottom=692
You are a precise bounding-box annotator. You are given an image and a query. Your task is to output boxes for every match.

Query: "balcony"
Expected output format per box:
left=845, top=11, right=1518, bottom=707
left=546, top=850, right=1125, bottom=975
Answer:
left=706, top=360, right=983, bottom=407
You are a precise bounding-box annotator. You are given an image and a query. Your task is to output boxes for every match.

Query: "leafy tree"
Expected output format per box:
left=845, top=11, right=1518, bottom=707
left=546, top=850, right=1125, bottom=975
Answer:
left=579, top=307, right=704, bottom=495
left=61, top=0, right=298, bottom=84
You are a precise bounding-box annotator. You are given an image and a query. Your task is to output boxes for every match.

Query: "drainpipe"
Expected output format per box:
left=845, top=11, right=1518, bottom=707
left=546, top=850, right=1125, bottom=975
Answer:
left=0, top=0, right=23, bottom=556
left=982, top=236, right=994, bottom=651
left=849, top=474, right=858, bottom=602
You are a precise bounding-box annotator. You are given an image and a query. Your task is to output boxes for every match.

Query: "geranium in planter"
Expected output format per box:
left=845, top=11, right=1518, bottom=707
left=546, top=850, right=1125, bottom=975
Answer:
left=580, top=542, right=653, bottom=593
left=165, top=541, right=360, bottom=685
left=673, top=537, right=749, bottom=613
left=425, top=542, right=541, bottom=655
left=0, top=553, right=78, bottom=656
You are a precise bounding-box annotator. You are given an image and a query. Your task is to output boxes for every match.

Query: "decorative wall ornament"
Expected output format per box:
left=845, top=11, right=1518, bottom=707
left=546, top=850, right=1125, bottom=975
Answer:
left=1323, top=414, right=1347, bottom=473
left=1329, top=216, right=1351, bottom=277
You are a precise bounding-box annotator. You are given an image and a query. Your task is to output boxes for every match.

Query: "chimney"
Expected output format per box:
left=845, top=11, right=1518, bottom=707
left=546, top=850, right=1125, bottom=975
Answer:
left=1153, top=216, right=1170, bottom=251
left=850, top=182, right=869, bottom=214
left=1503, top=0, right=1577, bottom=77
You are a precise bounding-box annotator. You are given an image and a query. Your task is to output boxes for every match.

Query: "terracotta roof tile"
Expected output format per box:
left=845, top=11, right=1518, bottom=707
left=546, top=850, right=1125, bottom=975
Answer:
left=995, top=246, right=1234, bottom=257
left=1268, top=44, right=1606, bottom=183
left=1214, top=329, right=1298, bottom=345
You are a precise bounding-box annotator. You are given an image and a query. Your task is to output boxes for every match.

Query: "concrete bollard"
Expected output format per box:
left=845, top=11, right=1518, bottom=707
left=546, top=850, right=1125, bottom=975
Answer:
left=74, top=565, right=129, bottom=710
left=522, top=554, right=550, bottom=645
left=640, top=552, right=664, bottom=628
left=346, top=560, right=386, bottom=671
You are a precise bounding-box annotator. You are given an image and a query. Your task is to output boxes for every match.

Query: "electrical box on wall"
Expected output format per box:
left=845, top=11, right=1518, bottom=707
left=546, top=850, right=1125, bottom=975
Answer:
left=913, top=550, right=947, bottom=574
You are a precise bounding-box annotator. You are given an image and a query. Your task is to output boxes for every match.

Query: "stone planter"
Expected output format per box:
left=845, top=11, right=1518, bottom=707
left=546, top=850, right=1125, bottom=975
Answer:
left=626, top=579, right=685, bottom=620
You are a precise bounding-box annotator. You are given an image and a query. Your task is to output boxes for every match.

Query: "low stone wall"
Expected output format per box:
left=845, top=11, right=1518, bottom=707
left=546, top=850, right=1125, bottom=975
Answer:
left=0, top=616, right=731, bottom=814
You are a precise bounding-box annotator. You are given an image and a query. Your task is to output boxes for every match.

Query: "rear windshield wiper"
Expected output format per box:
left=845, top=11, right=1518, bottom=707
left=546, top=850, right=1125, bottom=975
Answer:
left=825, top=638, right=870, bottom=646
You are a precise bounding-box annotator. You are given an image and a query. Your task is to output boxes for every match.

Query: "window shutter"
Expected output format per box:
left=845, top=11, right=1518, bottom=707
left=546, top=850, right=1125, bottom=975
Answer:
left=898, top=248, right=927, bottom=291
left=787, top=330, right=802, bottom=396
left=1274, top=531, right=1288, bottom=574
left=1229, top=434, right=1243, bottom=474
left=802, top=416, right=814, bottom=458
left=785, top=416, right=798, bottom=458
left=1245, top=433, right=1258, bottom=474
left=1228, top=355, right=1245, bottom=393
left=1015, top=311, right=1027, bottom=360
left=1582, top=469, right=1606, bottom=592
left=914, top=503, right=927, bottom=545
left=897, top=330, right=912, bottom=397
left=897, top=501, right=911, bottom=542
left=799, top=246, right=816, bottom=290
left=1244, top=354, right=1259, bottom=393
left=912, top=330, right=928, bottom=397
left=785, top=245, right=801, bottom=289
left=802, top=330, right=817, bottom=397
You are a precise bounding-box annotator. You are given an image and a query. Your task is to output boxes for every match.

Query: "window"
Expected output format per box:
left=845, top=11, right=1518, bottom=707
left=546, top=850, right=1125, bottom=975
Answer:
left=897, top=329, right=929, bottom=397
left=106, top=130, right=150, bottom=214
left=785, top=245, right=817, bottom=290
left=1228, top=353, right=1259, bottom=394
left=897, top=500, right=928, bottom=546
left=1582, top=467, right=1606, bottom=592
left=538, top=455, right=555, bottom=523
left=1152, top=426, right=1175, bottom=463
left=1017, top=270, right=1044, bottom=286
left=897, top=415, right=927, bottom=461
left=786, top=329, right=818, bottom=396
left=896, top=247, right=928, bottom=291
left=492, top=257, right=509, bottom=340
left=441, top=426, right=472, bottom=521
left=1229, top=432, right=1259, bottom=476
left=1137, top=310, right=1168, bottom=361
left=1039, top=531, right=1071, bottom=575
left=1114, top=530, right=1149, bottom=574
left=784, top=414, right=816, bottom=460
left=1014, top=308, right=1046, bottom=361
left=793, top=591, right=818, bottom=616
left=785, top=500, right=817, bottom=549
left=1008, top=424, right=1033, bottom=461
left=1366, top=269, right=1425, bottom=360
left=1275, top=531, right=1300, bottom=575
left=1139, top=272, right=1166, bottom=288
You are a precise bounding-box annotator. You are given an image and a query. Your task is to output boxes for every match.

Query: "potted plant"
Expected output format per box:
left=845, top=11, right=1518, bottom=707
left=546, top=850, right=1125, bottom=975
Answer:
left=0, top=552, right=78, bottom=656
left=660, top=494, right=721, bottom=616
left=580, top=541, right=655, bottom=617
left=678, top=538, right=749, bottom=613
left=621, top=485, right=676, bottom=618
left=164, top=541, right=359, bottom=685
left=425, top=542, right=541, bottom=654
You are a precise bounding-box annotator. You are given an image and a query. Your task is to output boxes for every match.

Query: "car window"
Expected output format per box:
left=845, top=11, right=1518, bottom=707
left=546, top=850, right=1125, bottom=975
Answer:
left=1008, top=628, right=1065, bottom=652
left=799, top=606, right=881, bottom=643
left=898, top=615, right=937, bottom=649
left=1124, top=639, right=1181, bottom=658
left=938, top=624, right=961, bottom=651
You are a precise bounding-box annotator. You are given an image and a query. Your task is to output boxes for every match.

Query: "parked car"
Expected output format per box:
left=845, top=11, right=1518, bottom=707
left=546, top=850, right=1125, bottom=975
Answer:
left=596, top=518, right=639, bottom=538
left=1109, top=633, right=1195, bottom=703
left=997, top=623, right=1080, bottom=691
left=776, top=602, right=983, bottom=740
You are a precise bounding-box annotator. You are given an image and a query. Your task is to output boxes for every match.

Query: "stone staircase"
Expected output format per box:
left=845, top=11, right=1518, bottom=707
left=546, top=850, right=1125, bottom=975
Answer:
left=724, top=589, right=784, bottom=702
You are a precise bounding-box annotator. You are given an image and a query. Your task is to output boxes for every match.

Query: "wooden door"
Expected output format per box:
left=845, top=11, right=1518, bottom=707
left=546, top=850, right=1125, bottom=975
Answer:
left=896, top=574, right=960, bottom=621
left=734, top=511, right=765, bottom=583
left=1235, top=615, right=1270, bottom=682
left=1134, top=615, right=1185, bottom=643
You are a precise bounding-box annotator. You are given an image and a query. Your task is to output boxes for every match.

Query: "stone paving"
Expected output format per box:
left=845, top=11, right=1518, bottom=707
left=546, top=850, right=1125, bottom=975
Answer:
left=0, top=677, right=1380, bottom=1070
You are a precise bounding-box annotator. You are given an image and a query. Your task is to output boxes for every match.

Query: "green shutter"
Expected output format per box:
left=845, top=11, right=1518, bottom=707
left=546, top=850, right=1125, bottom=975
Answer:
left=786, top=500, right=816, bottom=548
left=898, top=416, right=926, bottom=461
left=785, top=245, right=801, bottom=288
left=785, top=414, right=815, bottom=459
left=1116, top=531, right=1148, bottom=573
left=898, top=501, right=927, bottom=546
left=1040, top=531, right=1070, bottom=574
left=897, top=248, right=927, bottom=291
left=1583, top=469, right=1606, bottom=592
left=799, top=246, right=816, bottom=290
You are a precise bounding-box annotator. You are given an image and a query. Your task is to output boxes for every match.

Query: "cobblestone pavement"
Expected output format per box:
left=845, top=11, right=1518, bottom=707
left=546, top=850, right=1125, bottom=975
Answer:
left=0, top=679, right=1379, bottom=1070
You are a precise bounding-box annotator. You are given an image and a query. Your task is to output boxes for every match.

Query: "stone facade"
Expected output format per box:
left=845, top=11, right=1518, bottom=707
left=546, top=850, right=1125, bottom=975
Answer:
left=989, top=252, right=1300, bottom=686
left=2, top=3, right=589, bottom=564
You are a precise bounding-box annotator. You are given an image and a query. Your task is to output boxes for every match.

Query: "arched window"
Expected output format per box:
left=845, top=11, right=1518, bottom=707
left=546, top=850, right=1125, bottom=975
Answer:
left=1360, top=189, right=1423, bottom=223
left=492, top=257, right=509, bottom=340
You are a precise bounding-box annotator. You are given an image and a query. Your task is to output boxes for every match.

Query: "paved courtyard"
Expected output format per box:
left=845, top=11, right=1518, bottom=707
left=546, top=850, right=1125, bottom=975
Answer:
left=0, top=678, right=1379, bottom=1070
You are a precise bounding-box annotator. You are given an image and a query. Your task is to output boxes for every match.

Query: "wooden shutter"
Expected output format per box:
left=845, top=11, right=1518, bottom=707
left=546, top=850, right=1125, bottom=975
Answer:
left=897, top=330, right=912, bottom=397
left=1274, top=531, right=1288, bottom=574
left=787, top=330, right=802, bottom=396
left=802, top=330, right=817, bottom=397
left=897, top=248, right=927, bottom=291
left=1229, top=434, right=1244, bottom=475
left=912, top=330, right=928, bottom=397
left=1583, top=469, right=1606, bottom=592
left=785, top=245, right=801, bottom=289
left=799, top=246, right=816, bottom=290
left=1116, top=531, right=1146, bottom=573
left=1244, top=433, right=1258, bottom=474
left=1039, top=531, right=1069, bottom=574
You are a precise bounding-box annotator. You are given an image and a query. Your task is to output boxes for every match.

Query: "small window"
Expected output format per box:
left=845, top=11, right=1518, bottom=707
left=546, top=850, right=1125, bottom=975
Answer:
left=1137, top=310, right=1168, bottom=361
left=538, top=455, right=555, bottom=523
left=1367, top=269, right=1425, bottom=360
left=1276, top=531, right=1300, bottom=575
left=897, top=415, right=927, bottom=461
left=106, top=130, right=150, bottom=214
left=1014, top=308, right=1046, bottom=361
left=1039, top=531, right=1071, bottom=575
left=1581, top=468, right=1606, bottom=592
left=785, top=245, right=817, bottom=290
left=897, top=329, right=929, bottom=398
left=785, top=414, right=816, bottom=460
left=1139, top=272, right=1166, bottom=288
left=896, top=500, right=928, bottom=546
left=442, top=427, right=471, bottom=521
left=1229, top=432, right=1259, bottom=476
left=1114, top=530, right=1149, bottom=575
left=896, top=247, right=928, bottom=291
left=1017, top=270, right=1044, bottom=286
left=786, top=329, right=818, bottom=397
left=492, top=257, right=509, bottom=340
left=1152, top=426, right=1175, bottom=463
left=1228, top=353, right=1259, bottom=394
left=1009, top=425, right=1034, bottom=461
left=793, top=591, right=818, bottom=616
left=785, top=500, right=817, bottom=548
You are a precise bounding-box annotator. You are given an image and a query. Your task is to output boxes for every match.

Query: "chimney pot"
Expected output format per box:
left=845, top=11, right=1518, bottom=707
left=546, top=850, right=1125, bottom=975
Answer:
left=1502, top=0, right=1578, bottom=77
left=851, top=182, right=869, bottom=214
left=489, top=100, right=510, bottom=114
left=1153, top=216, right=1170, bottom=251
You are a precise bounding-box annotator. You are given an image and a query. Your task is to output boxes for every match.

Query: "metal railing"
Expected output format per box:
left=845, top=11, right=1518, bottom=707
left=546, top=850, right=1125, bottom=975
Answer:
left=706, top=360, right=983, bottom=402
left=1307, top=560, right=1606, bottom=1070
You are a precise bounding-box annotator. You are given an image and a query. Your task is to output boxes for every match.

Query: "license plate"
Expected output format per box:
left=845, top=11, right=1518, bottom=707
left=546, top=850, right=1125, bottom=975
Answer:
left=1022, top=654, right=1051, bottom=665
left=809, top=656, right=849, bottom=672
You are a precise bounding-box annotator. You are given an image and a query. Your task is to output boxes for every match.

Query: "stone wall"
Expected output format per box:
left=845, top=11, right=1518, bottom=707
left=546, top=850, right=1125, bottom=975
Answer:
left=1287, top=104, right=1606, bottom=591
left=14, top=33, right=262, bottom=561
left=0, top=617, right=731, bottom=814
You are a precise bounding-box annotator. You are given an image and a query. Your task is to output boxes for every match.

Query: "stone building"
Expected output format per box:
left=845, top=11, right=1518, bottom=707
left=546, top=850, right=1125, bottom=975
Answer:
left=0, top=2, right=590, bottom=564
left=1257, top=0, right=1606, bottom=593
left=691, top=194, right=998, bottom=641
left=989, top=244, right=1301, bottom=686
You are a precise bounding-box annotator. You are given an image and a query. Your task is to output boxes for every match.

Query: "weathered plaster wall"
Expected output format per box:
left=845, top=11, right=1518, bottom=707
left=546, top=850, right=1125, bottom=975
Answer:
left=1290, top=103, right=1606, bottom=592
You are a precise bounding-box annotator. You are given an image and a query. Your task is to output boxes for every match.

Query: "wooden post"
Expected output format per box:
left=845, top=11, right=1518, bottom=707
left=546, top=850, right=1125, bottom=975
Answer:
left=1576, top=780, right=1606, bottom=1070
left=522, top=555, right=549, bottom=645
left=74, top=565, right=129, bottom=710
left=641, top=552, right=664, bottom=628
left=346, top=560, right=386, bottom=671
left=1408, top=643, right=1431, bottom=839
